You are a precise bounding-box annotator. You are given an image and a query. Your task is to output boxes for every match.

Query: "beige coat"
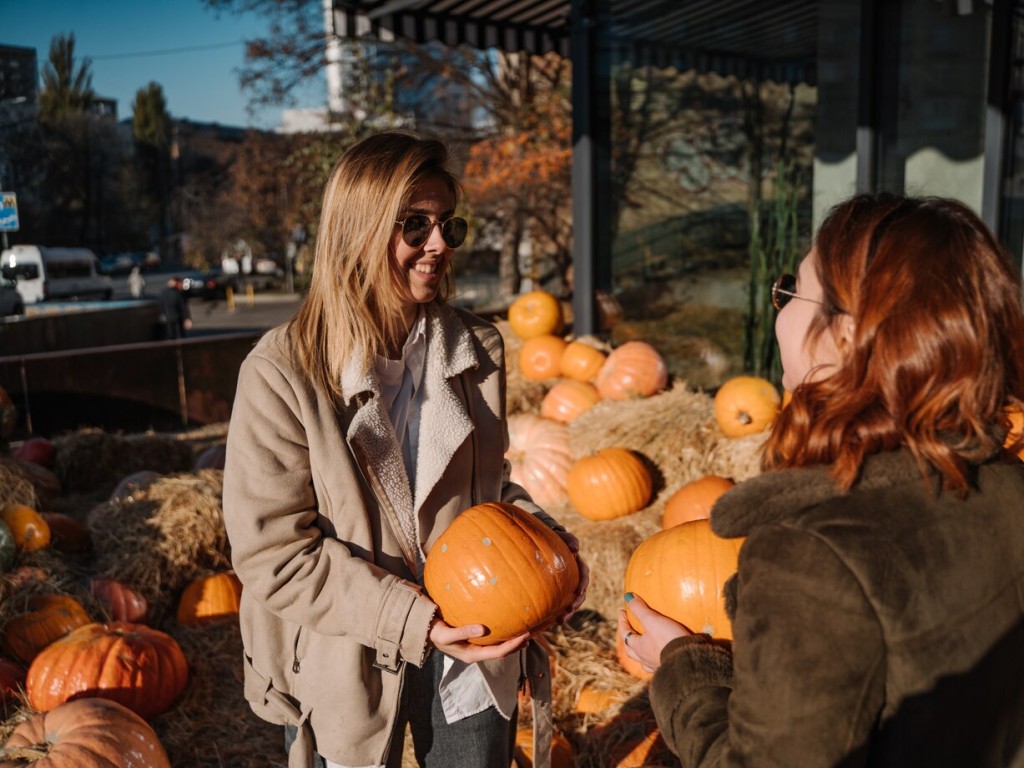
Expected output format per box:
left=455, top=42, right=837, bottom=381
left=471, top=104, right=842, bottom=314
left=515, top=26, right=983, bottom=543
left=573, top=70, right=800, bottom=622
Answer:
left=223, top=303, right=557, bottom=767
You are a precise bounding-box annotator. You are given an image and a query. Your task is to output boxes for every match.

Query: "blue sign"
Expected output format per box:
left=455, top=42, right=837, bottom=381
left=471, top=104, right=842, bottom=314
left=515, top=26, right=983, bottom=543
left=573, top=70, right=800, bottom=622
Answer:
left=0, top=192, right=18, bottom=232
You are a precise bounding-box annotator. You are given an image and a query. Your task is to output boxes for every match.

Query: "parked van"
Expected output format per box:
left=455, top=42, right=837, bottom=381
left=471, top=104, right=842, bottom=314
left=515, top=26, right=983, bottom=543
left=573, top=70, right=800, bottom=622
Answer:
left=0, top=245, right=113, bottom=303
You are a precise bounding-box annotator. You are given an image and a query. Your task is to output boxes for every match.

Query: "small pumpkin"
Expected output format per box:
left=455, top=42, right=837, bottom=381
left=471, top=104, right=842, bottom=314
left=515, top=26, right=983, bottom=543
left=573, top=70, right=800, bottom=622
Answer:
left=423, top=502, right=579, bottom=646
left=176, top=571, right=243, bottom=625
left=26, top=621, right=189, bottom=718
left=508, top=290, right=565, bottom=340
left=575, top=683, right=626, bottom=714
left=591, top=709, right=673, bottom=768
left=518, top=334, right=567, bottom=381
left=0, top=520, right=14, bottom=573
left=89, top=577, right=149, bottom=624
left=566, top=448, right=652, bottom=521
left=595, top=341, right=668, bottom=400
left=624, top=519, right=743, bottom=640
left=540, top=379, right=601, bottom=424
left=41, top=513, right=90, bottom=554
left=713, top=375, right=781, bottom=437
left=0, top=657, right=25, bottom=716
left=513, top=726, right=575, bottom=768
left=661, top=475, right=735, bottom=529
left=506, top=414, right=573, bottom=508
left=0, top=504, right=50, bottom=553
left=3, top=594, right=92, bottom=665
left=11, top=437, right=55, bottom=469
left=0, top=697, right=171, bottom=768
left=560, top=339, right=607, bottom=383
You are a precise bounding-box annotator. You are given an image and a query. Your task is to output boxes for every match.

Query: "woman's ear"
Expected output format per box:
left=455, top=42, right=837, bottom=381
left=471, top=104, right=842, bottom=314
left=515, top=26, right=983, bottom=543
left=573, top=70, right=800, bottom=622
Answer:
left=835, top=313, right=856, bottom=348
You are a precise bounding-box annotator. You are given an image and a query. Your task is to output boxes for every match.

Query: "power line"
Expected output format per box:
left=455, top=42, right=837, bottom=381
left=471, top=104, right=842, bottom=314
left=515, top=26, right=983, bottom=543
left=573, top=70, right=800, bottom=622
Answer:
left=89, top=40, right=246, bottom=61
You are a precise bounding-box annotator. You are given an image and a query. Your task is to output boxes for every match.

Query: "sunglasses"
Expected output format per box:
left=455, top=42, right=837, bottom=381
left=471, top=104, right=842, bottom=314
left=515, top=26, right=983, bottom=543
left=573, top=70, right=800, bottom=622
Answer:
left=771, top=273, right=824, bottom=311
left=395, top=214, right=469, bottom=249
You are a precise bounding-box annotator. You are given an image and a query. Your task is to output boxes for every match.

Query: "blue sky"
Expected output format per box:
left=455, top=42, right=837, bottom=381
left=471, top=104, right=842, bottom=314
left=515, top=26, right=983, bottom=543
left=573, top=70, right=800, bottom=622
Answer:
left=2, top=0, right=326, bottom=128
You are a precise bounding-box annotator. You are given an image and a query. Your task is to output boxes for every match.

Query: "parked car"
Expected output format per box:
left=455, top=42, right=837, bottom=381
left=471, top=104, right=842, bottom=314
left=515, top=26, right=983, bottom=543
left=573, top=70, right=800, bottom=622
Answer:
left=167, top=270, right=208, bottom=299
left=201, top=268, right=239, bottom=300
left=1, top=277, right=24, bottom=317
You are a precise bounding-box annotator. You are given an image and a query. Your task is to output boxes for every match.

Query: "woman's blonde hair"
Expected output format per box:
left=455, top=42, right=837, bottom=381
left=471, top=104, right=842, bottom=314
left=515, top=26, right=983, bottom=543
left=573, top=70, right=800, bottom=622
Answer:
left=764, top=193, right=1024, bottom=492
left=289, top=131, right=460, bottom=400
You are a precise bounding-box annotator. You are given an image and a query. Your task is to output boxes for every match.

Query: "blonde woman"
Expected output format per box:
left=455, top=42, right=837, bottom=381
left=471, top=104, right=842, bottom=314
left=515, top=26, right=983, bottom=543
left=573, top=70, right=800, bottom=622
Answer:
left=223, top=131, right=588, bottom=768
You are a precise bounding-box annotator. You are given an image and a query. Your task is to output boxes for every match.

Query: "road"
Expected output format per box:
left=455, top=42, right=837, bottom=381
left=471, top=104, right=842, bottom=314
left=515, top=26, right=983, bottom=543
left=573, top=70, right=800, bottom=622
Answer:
left=185, top=290, right=304, bottom=338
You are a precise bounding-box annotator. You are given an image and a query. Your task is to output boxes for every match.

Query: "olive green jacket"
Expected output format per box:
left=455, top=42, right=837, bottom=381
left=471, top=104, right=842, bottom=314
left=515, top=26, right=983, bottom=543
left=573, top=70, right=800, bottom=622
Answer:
left=650, top=449, right=1024, bottom=767
left=223, top=303, right=556, bottom=767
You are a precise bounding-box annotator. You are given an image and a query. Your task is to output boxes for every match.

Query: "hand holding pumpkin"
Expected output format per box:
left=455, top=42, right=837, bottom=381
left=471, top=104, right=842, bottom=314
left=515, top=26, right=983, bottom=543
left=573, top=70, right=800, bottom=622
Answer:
left=617, top=593, right=691, bottom=674
left=427, top=617, right=529, bottom=664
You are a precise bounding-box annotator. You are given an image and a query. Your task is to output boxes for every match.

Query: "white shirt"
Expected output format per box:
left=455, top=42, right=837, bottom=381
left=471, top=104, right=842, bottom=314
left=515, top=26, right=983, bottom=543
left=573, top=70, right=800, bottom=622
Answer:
left=326, top=308, right=503, bottom=768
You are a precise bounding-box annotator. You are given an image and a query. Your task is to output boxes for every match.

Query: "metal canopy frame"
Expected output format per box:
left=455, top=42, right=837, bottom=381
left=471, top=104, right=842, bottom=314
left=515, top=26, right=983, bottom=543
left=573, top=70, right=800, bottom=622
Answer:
left=333, top=0, right=819, bottom=332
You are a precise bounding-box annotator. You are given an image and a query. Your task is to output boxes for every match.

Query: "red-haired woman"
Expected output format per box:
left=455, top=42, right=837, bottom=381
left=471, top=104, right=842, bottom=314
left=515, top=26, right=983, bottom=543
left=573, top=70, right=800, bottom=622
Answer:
left=621, top=194, right=1024, bottom=765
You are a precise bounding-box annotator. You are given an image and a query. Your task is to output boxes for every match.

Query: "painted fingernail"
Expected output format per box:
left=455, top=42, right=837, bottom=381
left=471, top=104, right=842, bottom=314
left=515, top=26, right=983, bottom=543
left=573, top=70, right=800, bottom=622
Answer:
left=624, top=592, right=634, bottom=603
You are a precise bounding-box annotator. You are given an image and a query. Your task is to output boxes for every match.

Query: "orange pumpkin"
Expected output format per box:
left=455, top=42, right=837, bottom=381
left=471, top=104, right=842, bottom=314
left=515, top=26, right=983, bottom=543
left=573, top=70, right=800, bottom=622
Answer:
left=506, top=414, right=573, bottom=508
left=1004, top=405, right=1024, bottom=460
left=89, top=577, right=149, bottom=624
left=176, top=571, right=243, bottom=625
left=508, top=290, right=565, bottom=340
left=0, top=697, right=171, bottom=768
left=518, top=334, right=568, bottom=381
left=566, top=448, right=652, bottom=521
left=40, top=513, right=90, bottom=554
left=575, top=683, right=627, bottom=714
left=713, top=375, right=781, bottom=437
left=595, top=341, right=668, bottom=400
left=26, top=622, right=189, bottom=718
left=560, top=340, right=607, bottom=383
left=661, top=475, right=735, bottom=529
left=0, top=505, right=50, bottom=553
left=423, top=502, right=579, bottom=646
left=591, top=709, right=673, bottom=768
left=513, top=726, right=575, bottom=768
left=3, top=594, right=92, bottom=665
left=624, top=519, right=743, bottom=640
left=540, top=379, right=601, bottom=424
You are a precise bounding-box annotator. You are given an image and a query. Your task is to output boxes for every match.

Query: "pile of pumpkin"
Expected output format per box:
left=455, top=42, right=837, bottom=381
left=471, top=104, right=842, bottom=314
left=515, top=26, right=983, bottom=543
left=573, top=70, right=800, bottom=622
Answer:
left=0, top=403, right=266, bottom=767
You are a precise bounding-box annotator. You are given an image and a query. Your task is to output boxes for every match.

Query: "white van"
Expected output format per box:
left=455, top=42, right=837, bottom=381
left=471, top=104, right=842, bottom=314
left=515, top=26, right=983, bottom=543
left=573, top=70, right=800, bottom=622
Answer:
left=0, top=245, right=113, bottom=304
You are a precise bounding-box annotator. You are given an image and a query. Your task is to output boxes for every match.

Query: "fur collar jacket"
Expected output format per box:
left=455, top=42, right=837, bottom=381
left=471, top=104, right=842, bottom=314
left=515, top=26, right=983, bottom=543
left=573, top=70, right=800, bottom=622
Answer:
left=649, top=448, right=1024, bottom=767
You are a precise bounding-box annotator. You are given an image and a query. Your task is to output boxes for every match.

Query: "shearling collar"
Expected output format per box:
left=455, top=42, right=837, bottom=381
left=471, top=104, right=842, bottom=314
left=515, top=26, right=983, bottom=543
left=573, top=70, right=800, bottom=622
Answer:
left=711, top=449, right=937, bottom=539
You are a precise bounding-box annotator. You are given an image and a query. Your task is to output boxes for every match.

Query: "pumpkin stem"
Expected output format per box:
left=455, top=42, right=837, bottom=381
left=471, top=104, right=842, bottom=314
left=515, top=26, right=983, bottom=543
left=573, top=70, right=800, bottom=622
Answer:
left=738, top=411, right=753, bottom=425
left=0, top=744, right=52, bottom=761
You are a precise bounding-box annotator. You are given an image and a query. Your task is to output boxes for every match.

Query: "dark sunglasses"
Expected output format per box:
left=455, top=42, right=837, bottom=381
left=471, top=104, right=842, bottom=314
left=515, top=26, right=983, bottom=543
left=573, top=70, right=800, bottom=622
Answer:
left=771, top=273, right=824, bottom=311
left=395, top=214, right=469, bottom=249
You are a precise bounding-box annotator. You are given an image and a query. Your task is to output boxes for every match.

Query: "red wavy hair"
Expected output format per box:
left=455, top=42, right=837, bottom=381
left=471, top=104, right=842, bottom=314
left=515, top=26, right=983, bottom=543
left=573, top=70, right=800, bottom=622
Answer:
left=763, top=193, right=1024, bottom=492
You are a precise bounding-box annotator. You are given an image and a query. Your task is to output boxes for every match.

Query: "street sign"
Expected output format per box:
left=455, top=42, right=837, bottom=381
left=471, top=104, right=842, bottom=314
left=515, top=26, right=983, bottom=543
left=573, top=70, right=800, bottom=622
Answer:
left=0, top=192, right=18, bottom=232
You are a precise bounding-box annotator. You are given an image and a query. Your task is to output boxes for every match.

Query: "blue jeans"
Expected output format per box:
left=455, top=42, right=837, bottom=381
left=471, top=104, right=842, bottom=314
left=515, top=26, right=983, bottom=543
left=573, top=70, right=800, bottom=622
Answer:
left=284, top=651, right=516, bottom=768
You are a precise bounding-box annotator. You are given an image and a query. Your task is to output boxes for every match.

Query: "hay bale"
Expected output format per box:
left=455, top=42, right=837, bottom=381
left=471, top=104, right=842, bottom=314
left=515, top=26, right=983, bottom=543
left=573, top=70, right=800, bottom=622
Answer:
left=86, top=470, right=230, bottom=622
left=0, top=457, right=39, bottom=511
left=54, top=428, right=195, bottom=495
left=156, top=621, right=283, bottom=768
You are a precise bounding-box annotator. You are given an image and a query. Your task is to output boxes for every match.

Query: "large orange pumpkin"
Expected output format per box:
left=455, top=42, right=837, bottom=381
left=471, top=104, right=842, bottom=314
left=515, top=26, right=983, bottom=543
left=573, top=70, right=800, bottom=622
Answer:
left=518, top=334, right=568, bottom=381
left=595, top=341, right=668, bottom=400
left=513, top=726, right=575, bottom=768
left=506, top=414, right=573, bottom=508
left=508, top=290, right=564, bottom=340
left=26, top=621, right=189, bottom=718
left=624, top=519, right=742, bottom=640
left=423, top=502, right=579, bottom=646
left=3, top=594, right=92, bottom=665
left=566, top=448, right=652, bottom=521
left=0, top=697, right=171, bottom=768
left=661, top=475, right=735, bottom=529
left=176, top=571, right=243, bottom=625
left=540, top=379, right=601, bottom=424
left=0, top=505, right=50, bottom=553
left=713, top=376, right=781, bottom=437
left=560, top=340, right=607, bottom=383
